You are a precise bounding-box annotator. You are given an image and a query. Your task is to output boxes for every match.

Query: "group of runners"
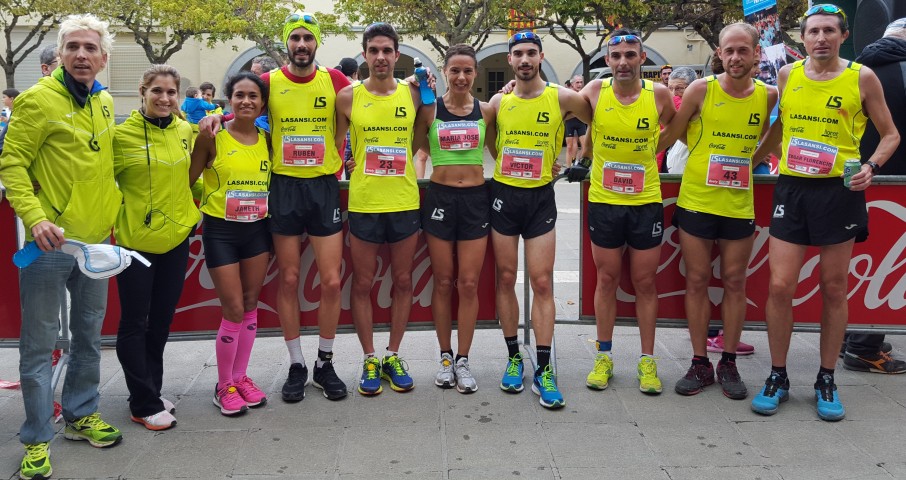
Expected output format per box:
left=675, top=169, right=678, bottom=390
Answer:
left=0, top=4, right=900, bottom=479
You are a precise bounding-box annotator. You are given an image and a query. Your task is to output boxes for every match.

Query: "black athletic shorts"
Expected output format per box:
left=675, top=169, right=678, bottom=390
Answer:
left=421, top=182, right=490, bottom=241
left=672, top=206, right=755, bottom=241
left=565, top=118, right=587, bottom=138
left=202, top=214, right=271, bottom=268
left=489, top=181, right=556, bottom=239
left=348, top=210, right=421, bottom=244
left=769, top=175, right=867, bottom=246
left=587, top=202, right=664, bottom=250
left=269, top=173, right=343, bottom=237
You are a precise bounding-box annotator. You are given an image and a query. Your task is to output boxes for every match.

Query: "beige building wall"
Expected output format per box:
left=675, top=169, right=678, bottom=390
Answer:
left=1, top=5, right=714, bottom=115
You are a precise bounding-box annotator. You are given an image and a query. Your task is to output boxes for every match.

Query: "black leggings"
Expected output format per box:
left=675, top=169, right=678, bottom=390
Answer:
left=115, top=237, right=190, bottom=417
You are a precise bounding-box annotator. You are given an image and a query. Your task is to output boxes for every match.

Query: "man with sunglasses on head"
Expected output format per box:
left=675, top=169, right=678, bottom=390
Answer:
left=491, top=30, right=591, bottom=409
left=200, top=12, right=352, bottom=404
left=750, top=4, right=899, bottom=421
left=0, top=14, right=124, bottom=479
left=335, top=22, right=435, bottom=396
left=571, top=28, right=676, bottom=396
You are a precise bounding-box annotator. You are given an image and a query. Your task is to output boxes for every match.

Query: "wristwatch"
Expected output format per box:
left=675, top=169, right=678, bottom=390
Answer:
left=866, top=160, right=881, bottom=175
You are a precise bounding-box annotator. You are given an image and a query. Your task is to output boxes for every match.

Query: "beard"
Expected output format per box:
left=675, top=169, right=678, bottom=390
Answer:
left=289, top=50, right=315, bottom=69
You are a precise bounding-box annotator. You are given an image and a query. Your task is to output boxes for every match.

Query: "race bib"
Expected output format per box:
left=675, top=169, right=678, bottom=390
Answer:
left=225, top=190, right=268, bottom=222
left=500, top=147, right=543, bottom=180
left=602, top=162, right=645, bottom=194
left=437, top=121, right=480, bottom=150
left=786, top=137, right=837, bottom=176
left=364, top=146, right=407, bottom=176
left=282, top=135, right=326, bottom=167
left=706, top=155, right=750, bottom=189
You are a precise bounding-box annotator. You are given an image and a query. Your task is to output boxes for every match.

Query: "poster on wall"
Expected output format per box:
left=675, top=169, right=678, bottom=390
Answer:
left=743, top=0, right=787, bottom=85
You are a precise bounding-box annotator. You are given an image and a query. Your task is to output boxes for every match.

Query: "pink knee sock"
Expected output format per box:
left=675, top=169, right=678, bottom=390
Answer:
left=216, top=318, right=241, bottom=388
left=232, top=309, right=258, bottom=382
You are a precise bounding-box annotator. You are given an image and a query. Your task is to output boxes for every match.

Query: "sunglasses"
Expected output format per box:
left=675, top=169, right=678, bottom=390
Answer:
left=607, top=34, right=641, bottom=46
left=803, top=4, right=847, bottom=22
left=285, top=13, right=317, bottom=25
left=508, top=31, right=542, bottom=49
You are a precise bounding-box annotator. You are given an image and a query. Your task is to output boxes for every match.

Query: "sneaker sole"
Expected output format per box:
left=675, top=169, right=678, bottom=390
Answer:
left=842, top=362, right=906, bottom=374
left=382, top=374, right=414, bottom=392
left=313, top=380, right=349, bottom=400
left=281, top=389, right=305, bottom=403
left=530, top=383, right=565, bottom=409
left=435, top=379, right=455, bottom=389
left=213, top=397, right=249, bottom=417
left=19, top=466, right=52, bottom=480
left=751, top=393, right=788, bottom=415
left=63, top=430, right=122, bottom=448
left=639, top=384, right=663, bottom=394
left=357, top=385, right=383, bottom=396
left=245, top=397, right=267, bottom=408
left=500, top=383, right=524, bottom=393
left=456, top=384, right=478, bottom=394
left=130, top=415, right=176, bottom=431
left=720, top=388, right=748, bottom=400
left=816, top=409, right=845, bottom=421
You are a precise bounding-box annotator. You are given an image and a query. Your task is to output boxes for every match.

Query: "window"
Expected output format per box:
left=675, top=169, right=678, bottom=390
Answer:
left=108, top=43, right=152, bottom=93
left=487, top=70, right=505, bottom=101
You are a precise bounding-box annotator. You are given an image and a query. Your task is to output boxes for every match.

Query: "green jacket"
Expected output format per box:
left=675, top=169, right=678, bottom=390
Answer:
left=0, top=68, right=120, bottom=243
left=113, top=110, right=200, bottom=253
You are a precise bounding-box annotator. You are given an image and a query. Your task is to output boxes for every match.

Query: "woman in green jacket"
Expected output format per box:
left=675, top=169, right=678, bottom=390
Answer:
left=113, top=64, right=199, bottom=431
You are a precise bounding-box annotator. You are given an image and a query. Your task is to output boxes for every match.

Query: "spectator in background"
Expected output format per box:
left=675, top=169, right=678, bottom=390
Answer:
left=336, top=57, right=359, bottom=81
left=659, top=64, right=673, bottom=86
left=180, top=86, right=218, bottom=126
left=838, top=17, right=906, bottom=374
left=564, top=74, right=587, bottom=163
left=664, top=67, right=697, bottom=174
left=198, top=81, right=223, bottom=116
left=250, top=55, right=279, bottom=75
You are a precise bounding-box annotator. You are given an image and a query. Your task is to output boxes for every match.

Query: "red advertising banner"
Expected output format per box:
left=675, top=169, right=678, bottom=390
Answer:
left=0, top=189, right=498, bottom=341
left=580, top=178, right=906, bottom=328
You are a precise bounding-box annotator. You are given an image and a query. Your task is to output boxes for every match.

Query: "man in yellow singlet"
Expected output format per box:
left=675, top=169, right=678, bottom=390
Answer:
left=490, top=31, right=591, bottom=409
left=750, top=4, right=899, bottom=421
left=575, top=28, right=676, bottom=396
left=660, top=23, right=777, bottom=401
left=335, top=22, right=435, bottom=396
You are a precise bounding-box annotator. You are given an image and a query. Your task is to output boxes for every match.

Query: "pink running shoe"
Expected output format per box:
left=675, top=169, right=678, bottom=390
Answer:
left=234, top=376, right=268, bottom=407
left=706, top=330, right=755, bottom=356
left=213, top=384, right=248, bottom=417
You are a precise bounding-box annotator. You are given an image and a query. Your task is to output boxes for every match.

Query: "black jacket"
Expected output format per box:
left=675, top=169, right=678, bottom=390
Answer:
left=856, top=37, right=906, bottom=175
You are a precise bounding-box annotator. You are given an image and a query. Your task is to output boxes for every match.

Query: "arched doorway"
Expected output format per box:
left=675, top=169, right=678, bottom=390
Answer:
left=352, top=44, right=445, bottom=95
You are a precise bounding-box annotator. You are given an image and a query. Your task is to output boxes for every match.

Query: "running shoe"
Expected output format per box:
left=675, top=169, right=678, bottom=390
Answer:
left=586, top=352, right=614, bottom=390
left=454, top=356, right=478, bottom=394
left=130, top=410, right=177, bottom=431
left=161, top=397, right=176, bottom=414
left=281, top=362, right=308, bottom=403
left=716, top=361, right=748, bottom=399
left=707, top=330, right=755, bottom=355
left=313, top=358, right=348, bottom=400
left=637, top=356, right=663, bottom=394
left=381, top=354, right=415, bottom=392
left=815, top=374, right=845, bottom=421
left=500, top=353, right=524, bottom=392
left=358, top=357, right=383, bottom=396
left=63, top=412, right=123, bottom=447
left=842, top=351, right=906, bottom=374
left=674, top=363, right=714, bottom=396
left=839, top=341, right=892, bottom=358
left=234, top=375, right=268, bottom=407
left=751, top=372, right=790, bottom=415
left=531, top=364, right=565, bottom=409
left=213, top=383, right=248, bottom=417
left=19, top=442, right=50, bottom=480
left=435, top=353, right=455, bottom=389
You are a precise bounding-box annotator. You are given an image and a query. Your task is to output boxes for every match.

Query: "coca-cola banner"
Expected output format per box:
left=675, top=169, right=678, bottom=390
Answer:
left=0, top=189, right=498, bottom=340
left=580, top=178, right=906, bottom=328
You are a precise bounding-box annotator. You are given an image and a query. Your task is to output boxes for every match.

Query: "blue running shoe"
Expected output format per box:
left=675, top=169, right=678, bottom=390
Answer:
left=358, top=357, right=383, bottom=396
left=751, top=372, right=790, bottom=415
left=531, top=364, right=565, bottom=409
left=815, top=374, right=845, bottom=421
left=381, top=354, right=414, bottom=392
left=500, top=353, right=524, bottom=392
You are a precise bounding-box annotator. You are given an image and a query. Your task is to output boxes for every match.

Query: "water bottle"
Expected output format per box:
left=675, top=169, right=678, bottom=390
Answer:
left=413, top=58, right=436, bottom=105
left=13, top=240, right=44, bottom=268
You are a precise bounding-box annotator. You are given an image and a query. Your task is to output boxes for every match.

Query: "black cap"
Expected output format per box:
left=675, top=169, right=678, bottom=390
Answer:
left=336, top=57, right=358, bottom=77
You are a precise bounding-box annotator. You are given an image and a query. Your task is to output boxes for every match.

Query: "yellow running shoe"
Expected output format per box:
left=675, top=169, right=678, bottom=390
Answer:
left=586, top=352, right=613, bottom=390
left=637, top=356, right=663, bottom=394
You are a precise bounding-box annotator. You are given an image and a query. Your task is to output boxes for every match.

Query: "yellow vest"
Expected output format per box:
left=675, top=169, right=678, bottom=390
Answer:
left=589, top=79, right=661, bottom=205
left=779, top=60, right=867, bottom=178
left=199, top=128, right=271, bottom=221
left=348, top=80, right=419, bottom=213
left=269, top=66, right=341, bottom=177
left=493, top=84, right=563, bottom=187
left=678, top=76, right=768, bottom=219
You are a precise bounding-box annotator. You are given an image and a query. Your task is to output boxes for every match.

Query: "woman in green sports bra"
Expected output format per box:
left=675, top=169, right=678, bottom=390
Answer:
left=418, top=44, right=497, bottom=393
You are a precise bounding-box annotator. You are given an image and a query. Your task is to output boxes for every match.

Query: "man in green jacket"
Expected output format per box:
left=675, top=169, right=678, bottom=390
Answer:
left=0, top=14, right=123, bottom=480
